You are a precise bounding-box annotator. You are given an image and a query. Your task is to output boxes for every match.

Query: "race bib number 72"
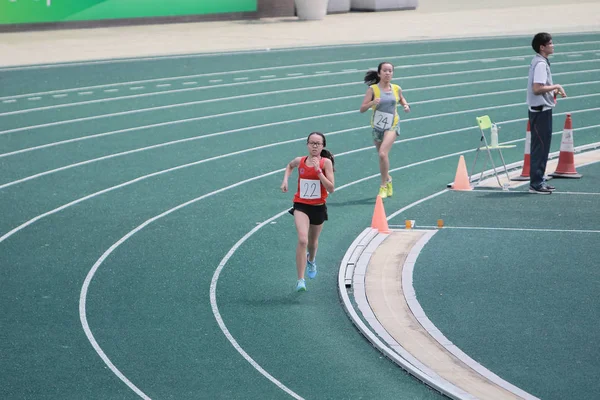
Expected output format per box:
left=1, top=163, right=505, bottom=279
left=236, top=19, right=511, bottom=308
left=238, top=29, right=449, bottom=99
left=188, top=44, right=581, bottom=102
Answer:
left=299, top=178, right=321, bottom=199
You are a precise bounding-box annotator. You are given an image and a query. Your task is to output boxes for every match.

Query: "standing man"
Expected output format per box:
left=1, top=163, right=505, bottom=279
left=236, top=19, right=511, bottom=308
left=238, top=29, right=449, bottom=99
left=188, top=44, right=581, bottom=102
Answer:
left=527, top=32, right=567, bottom=194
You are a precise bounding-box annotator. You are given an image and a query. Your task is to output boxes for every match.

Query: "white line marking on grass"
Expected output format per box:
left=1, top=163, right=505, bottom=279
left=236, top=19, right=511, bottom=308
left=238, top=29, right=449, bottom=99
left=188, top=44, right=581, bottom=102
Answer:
left=27, top=97, right=41, bottom=101
left=156, top=84, right=171, bottom=88
left=567, top=54, right=583, bottom=57
left=52, top=94, right=68, bottom=98
left=2, top=99, right=16, bottom=103
left=182, top=81, right=197, bottom=85
left=104, top=89, right=119, bottom=93
left=481, top=59, right=497, bottom=62
left=130, top=86, right=144, bottom=90
left=286, top=73, right=303, bottom=76
left=234, top=77, right=249, bottom=81
left=209, top=79, right=222, bottom=83
left=78, top=91, right=93, bottom=96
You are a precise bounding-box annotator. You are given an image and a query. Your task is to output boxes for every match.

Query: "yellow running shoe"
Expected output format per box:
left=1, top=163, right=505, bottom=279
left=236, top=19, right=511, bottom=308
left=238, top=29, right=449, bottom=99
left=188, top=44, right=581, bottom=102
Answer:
left=386, top=180, right=393, bottom=197
left=378, top=186, right=388, bottom=199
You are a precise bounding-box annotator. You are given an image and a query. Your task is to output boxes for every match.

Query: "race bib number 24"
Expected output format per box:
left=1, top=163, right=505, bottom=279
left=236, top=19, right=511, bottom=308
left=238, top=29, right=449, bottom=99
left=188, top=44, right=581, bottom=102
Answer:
left=374, top=110, right=394, bottom=130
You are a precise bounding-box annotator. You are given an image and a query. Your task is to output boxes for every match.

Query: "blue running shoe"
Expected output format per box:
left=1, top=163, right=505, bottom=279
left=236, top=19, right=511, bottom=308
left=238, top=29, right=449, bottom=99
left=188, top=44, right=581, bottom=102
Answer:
left=296, top=279, right=307, bottom=292
left=306, top=254, right=317, bottom=279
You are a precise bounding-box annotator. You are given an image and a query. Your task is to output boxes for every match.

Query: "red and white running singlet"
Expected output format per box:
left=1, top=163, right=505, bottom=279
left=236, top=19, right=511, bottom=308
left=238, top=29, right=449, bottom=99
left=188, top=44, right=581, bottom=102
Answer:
left=293, top=156, right=328, bottom=205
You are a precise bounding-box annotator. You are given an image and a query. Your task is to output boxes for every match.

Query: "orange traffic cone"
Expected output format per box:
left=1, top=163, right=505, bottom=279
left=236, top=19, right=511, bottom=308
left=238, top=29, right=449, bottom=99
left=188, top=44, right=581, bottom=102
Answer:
left=512, top=120, right=531, bottom=181
left=371, top=195, right=390, bottom=234
left=550, top=114, right=582, bottom=178
left=451, top=155, right=472, bottom=190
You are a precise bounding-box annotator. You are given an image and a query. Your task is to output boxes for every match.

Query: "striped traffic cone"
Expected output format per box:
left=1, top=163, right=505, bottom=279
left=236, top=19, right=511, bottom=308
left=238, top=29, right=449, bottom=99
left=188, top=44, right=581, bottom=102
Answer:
left=512, top=120, right=531, bottom=181
left=550, top=114, right=582, bottom=178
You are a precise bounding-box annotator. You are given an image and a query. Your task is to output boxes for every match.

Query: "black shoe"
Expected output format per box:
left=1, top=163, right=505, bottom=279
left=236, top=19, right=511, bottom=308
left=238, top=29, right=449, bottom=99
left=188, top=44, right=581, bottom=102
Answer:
left=529, top=185, right=552, bottom=195
left=542, top=182, right=556, bottom=191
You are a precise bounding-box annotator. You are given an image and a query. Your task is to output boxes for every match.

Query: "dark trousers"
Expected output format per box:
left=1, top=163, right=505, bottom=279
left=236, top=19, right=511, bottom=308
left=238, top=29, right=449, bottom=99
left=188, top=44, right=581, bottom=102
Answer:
left=528, top=109, right=553, bottom=188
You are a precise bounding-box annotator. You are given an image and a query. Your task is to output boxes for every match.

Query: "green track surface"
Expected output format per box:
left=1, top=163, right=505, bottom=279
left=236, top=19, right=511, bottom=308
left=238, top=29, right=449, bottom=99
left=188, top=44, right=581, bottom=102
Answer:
left=1, top=33, right=599, bottom=399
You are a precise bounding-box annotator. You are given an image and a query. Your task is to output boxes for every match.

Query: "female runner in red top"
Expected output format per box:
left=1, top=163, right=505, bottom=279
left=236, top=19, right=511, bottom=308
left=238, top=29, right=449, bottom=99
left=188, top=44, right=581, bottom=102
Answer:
left=281, top=132, right=335, bottom=292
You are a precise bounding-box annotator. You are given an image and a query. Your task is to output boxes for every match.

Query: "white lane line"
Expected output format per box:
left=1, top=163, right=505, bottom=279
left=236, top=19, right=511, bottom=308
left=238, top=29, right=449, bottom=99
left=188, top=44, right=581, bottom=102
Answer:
left=130, top=86, right=144, bottom=91
left=1, top=78, right=598, bottom=138
left=567, top=54, right=583, bottom=57
left=182, top=81, right=197, bottom=85
left=2, top=35, right=594, bottom=72
left=481, top=58, right=498, bottom=63
left=211, top=141, right=555, bottom=399
left=342, top=69, right=358, bottom=72
left=2, top=44, right=598, bottom=102
left=470, top=189, right=600, bottom=196
left=420, top=225, right=600, bottom=233
left=286, top=73, right=303, bottom=76
left=73, top=132, right=509, bottom=400
left=79, top=284, right=150, bottom=400
left=156, top=84, right=171, bottom=88
left=209, top=79, right=222, bottom=83
left=8, top=133, right=453, bottom=397
left=3, top=108, right=599, bottom=197
left=14, top=112, right=590, bottom=241
left=0, top=92, right=359, bottom=136
left=52, top=94, right=68, bottom=98
left=78, top=91, right=93, bottom=96
left=3, top=99, right=17, bottom=103
left=315, top=71, right=330, bottom=74
left=27, top=97, right=41, bottom=101
left=4, top=126, right=599, bottom=397
left=2, top=58, right=596, bottom=118
left=234, top=77, right=249, bottom=81
left=259, top=75, right=276, bottom=79
left=104, top=89, right=119, bottom=93
left=210, top=209, right=303, bottom=400
left=1, top=90, right=598, bottom=171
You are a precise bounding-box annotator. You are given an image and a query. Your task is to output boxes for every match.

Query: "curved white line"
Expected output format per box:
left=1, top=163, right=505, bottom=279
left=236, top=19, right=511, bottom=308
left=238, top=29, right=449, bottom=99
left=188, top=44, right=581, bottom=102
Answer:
left=1, top=95, right=599, bottom=190
left=2, top=112, right=599, bottom=246
left=15, top=123, right=600, bottom=397
left=209, top=210, right=304, bottom=400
